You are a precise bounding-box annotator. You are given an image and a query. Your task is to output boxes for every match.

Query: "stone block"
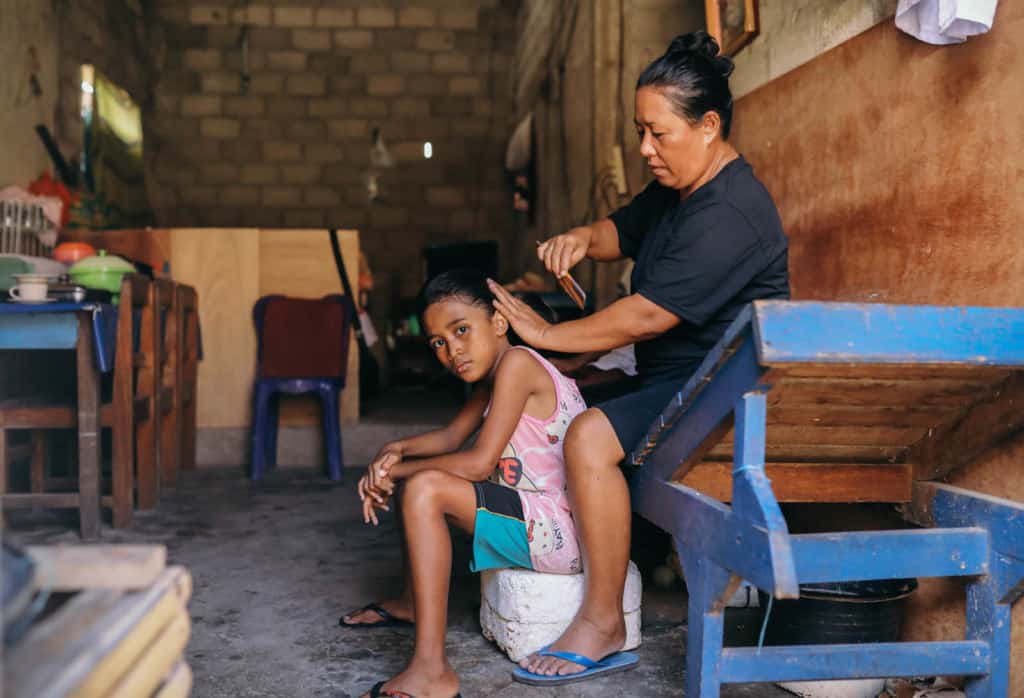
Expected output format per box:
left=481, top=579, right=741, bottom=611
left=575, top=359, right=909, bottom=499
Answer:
left=305, top=186, right=342, bottom=207
left=391, top=51, right=431, bottom=73
left=262, top=186, right=303, bottom=207
left=426, top=186, right=467, bottom=207
left=223, top=96, right=265, bottom=117
left=480, top=562, right=643, bottom=662
left=399, top=8, right=437, bottom=28
left=199, top=163, right=239, bottom=183
left=328, top=119, right=369, bottom=139
left=266, top=97, right=307, bottom=119
left=293, top=29, right=330, bottom=52
left=285, top=210, right=327, bottom=228
left=308, top=98, right=348, bottom=118
left=231, top=6, right=271, bottom=27
left=240, top=164, right=278, bottom=185
left=315, top=8, right=354, bottom=28
left=221, top=185, right=260, bottom=207
left=368, top=75, right=405, bottom=96
left=432, top=53, right=470, bottom=73
left=350, top=53, right=390, bottom=74
left=268, top=50, right=307, bottom=71
left=200, top=117, right=240, bottom=139
left=248, top=28, right=292, bottom=50
left=449, top=77, right=482, bottom=96
left=392, top=98, right=430, bottom=118
left=273, top=7, right=313, bottom=28
left=416, top=30, right=455, bottom=51
left=334, top=30, right=373, bottom=50
left=286, top=120, right=327, bottom=141
left=183, top=48, right=221, bottom=71
left=286, top=75, right=326, bottom=96
left=264, top=141, right=303, bottom=161
left=281, top=164, right=321, bottom=185
left=349, top=98, right=389, bottom=117
left=181, top=95, right=222, bottom=117
left=189, top=6, right=229, bottom=25
left=201, top=72, right=241, bottom=94
left=374, top=29, right=417, bottom=51
left=440, top=9, right=478, bottom=30
left=242, top=120, right=282, bottom=140
left=180, top=185, right=218, bottom=206
left=303, top=143, right=345, bottom=163
left=249, top=74, right=284, bottom=94
left=357, top=8, right=396, bottom=28
left=406, top=75, right=447, bottom=96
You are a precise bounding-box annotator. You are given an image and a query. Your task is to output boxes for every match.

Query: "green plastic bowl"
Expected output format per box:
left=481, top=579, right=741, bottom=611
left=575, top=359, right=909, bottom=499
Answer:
left=68, top=250, right=135, bottom=298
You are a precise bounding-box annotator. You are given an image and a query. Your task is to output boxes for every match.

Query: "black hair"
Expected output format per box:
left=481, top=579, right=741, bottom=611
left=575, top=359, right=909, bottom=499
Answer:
left=416, top=269, right=555, bottom=348
left=636, top=30, right=735, bottom=139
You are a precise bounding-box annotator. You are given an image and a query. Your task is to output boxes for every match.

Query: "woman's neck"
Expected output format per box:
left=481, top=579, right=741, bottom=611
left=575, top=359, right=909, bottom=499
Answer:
left=679, top=142, right=739, bottom=200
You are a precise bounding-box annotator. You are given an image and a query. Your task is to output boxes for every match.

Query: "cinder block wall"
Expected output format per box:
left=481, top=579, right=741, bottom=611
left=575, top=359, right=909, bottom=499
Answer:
left=137, top=1, right=518, bottom=319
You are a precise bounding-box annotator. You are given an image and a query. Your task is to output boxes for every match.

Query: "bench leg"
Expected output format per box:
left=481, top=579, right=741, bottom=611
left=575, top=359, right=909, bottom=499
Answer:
left=679, top=546, right=734, bottom=698
left=965, top=575, right=1012, bottom=697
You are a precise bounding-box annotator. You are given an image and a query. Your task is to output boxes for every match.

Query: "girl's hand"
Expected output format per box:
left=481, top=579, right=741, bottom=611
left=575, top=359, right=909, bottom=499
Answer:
left=537, top=228, right=591, bottom=278
left=362, top=491, right=390, bottom=526
left=359, top=449, right=401, bottom=503
left=487, top=280, right=552, bottom=348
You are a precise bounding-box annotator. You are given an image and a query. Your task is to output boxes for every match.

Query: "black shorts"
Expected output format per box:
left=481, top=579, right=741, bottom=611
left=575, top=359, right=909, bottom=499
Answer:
left=594, top=377, right=692, bottom=457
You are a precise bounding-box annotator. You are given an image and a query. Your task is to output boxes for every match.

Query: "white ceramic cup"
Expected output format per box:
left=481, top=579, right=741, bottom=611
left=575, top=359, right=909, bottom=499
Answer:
left=9, top=275, right=50, bottom=302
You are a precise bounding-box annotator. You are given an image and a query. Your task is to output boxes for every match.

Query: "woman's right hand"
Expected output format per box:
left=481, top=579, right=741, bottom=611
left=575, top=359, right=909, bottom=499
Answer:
left=537, top=226, right=592, bottom=278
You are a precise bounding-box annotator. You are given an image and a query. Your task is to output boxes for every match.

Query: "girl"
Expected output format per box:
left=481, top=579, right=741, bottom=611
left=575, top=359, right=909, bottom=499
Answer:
left=349, top=269, right=586, bottom=698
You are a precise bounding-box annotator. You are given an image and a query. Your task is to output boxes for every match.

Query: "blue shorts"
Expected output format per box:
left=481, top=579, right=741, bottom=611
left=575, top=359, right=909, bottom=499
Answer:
left=469, top=481, right=533, bottom=572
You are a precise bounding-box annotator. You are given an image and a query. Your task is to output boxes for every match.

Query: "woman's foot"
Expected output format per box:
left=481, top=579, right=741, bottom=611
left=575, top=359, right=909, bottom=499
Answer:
left=361, top=659, right=459, bottom=698
left=519, top=613, right=626, bottom=676
left=340, top=598, right=414, bottom=627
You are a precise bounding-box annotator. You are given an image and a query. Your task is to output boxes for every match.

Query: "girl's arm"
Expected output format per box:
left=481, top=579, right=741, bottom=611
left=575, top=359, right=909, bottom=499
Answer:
left=389, top=349, right=545, bottom=482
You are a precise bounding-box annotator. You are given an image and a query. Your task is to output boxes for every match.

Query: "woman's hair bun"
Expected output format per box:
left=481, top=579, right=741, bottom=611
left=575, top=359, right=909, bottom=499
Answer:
left=666, top=31, right=735, bottom=78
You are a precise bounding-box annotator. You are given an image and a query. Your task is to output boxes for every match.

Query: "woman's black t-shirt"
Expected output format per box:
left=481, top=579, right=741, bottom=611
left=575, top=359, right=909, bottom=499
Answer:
left=608, top=156, right=789, bottom=383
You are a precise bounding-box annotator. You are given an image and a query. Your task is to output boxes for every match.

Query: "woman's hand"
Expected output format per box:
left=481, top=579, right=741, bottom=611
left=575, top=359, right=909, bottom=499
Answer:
left=487, top=280, right=552, bottom=348
left=537, top=227, right=592, bottom=278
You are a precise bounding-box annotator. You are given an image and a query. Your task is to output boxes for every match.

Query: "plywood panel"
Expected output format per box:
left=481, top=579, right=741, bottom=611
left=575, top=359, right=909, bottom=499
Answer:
left=258, top=229, right=360, bottom=426
left=170, top=229, right=260, bottom=429
left=730, top=7, right=1024, bottom=308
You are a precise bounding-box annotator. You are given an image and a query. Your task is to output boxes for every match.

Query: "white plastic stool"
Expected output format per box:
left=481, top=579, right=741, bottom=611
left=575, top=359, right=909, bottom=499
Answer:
left=480, top=561, right=642, bottom=662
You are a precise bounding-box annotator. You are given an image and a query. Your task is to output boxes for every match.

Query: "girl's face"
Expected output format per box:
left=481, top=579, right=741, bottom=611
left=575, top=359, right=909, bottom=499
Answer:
left=423, top=297, right=509, bottom=383
left=634, top=85, right=719, bottom=195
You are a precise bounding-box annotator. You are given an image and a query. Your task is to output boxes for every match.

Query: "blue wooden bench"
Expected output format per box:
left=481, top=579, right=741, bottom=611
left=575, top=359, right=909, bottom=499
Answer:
left=629, top=300, right=1024, bottom=697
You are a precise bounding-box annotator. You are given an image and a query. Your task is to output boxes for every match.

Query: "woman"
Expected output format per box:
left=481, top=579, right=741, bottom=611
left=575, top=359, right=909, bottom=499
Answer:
left=489, top=30, right=789, bottom=685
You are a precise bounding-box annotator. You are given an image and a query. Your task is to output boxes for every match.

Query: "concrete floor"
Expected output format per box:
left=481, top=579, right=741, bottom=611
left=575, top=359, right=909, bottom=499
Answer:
left=8, top=466, right=788, bottom=698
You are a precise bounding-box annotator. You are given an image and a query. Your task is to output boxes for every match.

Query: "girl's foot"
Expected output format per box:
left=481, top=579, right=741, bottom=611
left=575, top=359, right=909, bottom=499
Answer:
left=362, top=660, right=459, bottom=698
left=339, top=599, right=414, bottom=627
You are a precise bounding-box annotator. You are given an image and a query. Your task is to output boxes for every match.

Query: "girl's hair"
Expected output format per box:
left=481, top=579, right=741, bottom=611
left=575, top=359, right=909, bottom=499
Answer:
left=636, top=30, right=735, bottom=139
left=416, top=269, right=554, bottom=347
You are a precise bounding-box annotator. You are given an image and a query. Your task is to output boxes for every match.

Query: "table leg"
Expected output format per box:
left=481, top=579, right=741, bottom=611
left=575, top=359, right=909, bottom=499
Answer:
left=77, top=313, right=101, bottom=539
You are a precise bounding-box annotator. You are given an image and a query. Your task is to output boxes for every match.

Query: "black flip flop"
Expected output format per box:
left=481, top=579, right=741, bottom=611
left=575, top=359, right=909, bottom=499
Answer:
left=339, top=603, right=414, bottom=630
left=366, top=680, right=461, bottom=697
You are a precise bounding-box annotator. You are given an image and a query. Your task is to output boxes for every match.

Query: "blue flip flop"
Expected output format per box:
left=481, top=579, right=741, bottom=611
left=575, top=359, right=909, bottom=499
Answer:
left=511, top=646, right=639, bottom=686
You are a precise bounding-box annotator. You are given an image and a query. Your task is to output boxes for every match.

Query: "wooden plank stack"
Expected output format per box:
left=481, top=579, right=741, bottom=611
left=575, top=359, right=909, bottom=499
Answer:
left=4, top=544, right=193, bottom=698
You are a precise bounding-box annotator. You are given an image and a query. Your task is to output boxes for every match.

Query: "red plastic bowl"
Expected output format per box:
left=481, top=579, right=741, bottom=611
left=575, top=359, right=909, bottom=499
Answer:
left=53, top=241, right=97, bottom=265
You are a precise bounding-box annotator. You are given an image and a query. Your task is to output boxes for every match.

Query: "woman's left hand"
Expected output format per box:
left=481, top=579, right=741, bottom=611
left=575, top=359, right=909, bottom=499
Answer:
left=487, top=279, right=551, bottom=348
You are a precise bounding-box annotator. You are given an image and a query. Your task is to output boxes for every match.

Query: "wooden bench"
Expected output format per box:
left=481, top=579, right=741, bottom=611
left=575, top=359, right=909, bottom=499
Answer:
left=629, top=300, right=1024, bottom=696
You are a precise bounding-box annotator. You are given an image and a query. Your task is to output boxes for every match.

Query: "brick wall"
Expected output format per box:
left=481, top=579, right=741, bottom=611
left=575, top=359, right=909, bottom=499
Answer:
left=148, top=0, right=520, bottom=318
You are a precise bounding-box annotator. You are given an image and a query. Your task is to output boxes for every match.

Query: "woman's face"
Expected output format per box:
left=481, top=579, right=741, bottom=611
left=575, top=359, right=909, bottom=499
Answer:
left=634, top=86, right=718, bottom=193
left=423, top=297, right=508, bottom=384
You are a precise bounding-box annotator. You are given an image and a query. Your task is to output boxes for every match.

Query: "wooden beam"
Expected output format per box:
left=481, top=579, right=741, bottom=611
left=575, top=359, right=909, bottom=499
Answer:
left=26, top=545, right=167, bottom=591
left=910, top=371, right=1024, bottom=480
left=105, top=611, right=190, bottom=698
left=153, top=662, right=193, bottom=698
left=677, top=461, right=913, bottom=503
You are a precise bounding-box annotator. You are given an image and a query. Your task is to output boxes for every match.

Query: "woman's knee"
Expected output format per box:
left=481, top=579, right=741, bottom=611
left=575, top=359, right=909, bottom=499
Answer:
left=564, top=408, right=623, bottom=469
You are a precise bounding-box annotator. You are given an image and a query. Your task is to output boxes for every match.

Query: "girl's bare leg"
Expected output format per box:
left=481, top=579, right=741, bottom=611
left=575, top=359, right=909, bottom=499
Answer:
left=362, top=469, right=476, bottom=698
left=521, top=408, right=631, bottom=676
left=342, top=483, right=415, bottom=625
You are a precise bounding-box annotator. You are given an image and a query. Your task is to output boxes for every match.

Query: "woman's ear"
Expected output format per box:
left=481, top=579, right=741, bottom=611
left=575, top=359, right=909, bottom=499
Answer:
left=492, top=311, right=509, bottom=336
left=701, top=111, right=721, bottom=143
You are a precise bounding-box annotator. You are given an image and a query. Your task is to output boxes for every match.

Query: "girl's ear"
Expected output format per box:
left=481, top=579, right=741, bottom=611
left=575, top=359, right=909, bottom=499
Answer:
left=492, top=311, right=509, bottom=336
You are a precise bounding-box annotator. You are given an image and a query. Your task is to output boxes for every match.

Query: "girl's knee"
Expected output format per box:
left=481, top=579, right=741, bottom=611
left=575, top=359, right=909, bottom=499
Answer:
left=401, top=469, right=449, bottom=510
left=565, top=409, right=619, bottom=462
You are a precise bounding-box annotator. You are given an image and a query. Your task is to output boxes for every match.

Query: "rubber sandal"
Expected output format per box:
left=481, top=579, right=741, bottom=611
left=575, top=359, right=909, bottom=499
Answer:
left=366, top=680, right=461, bottom=697
left=338, top=603, right=413, bottom=629
left=511, top=646, right=639, bottom=686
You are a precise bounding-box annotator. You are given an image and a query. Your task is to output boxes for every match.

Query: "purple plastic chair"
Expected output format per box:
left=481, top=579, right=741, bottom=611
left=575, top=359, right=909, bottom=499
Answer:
left=250, top=294, right=354, bottom=480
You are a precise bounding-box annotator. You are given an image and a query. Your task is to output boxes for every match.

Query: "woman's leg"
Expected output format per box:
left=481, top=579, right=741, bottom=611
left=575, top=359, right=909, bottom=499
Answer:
left=522, top=408, right=631, bottom=676
left=342, top=482, right=415, bottom=625
left=363, top=469, right=476, bottom=698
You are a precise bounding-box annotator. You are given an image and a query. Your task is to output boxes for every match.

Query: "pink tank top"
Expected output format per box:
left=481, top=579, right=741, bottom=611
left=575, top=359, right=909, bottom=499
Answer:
left=489, top=347, right=587, bottom=572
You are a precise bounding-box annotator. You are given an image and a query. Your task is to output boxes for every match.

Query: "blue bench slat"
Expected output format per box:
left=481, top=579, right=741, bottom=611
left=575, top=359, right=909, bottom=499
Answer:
left=719, top=641, right=990, bottom=683
left=754, top=301, right=1024, bottom=367
left=792, top=528, right=990, bottom=582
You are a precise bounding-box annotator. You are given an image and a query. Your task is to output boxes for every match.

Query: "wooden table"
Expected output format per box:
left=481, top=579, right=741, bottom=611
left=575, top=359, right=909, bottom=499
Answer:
left=0, top=303, right=117, bottom=539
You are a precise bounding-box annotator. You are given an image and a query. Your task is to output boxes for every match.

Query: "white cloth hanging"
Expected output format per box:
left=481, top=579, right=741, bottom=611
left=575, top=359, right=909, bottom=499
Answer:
left=896, top=0, right=999, bottom=44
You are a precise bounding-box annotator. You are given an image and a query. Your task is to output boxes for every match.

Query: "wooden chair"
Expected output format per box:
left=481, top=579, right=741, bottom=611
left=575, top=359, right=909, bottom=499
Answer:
left=154, top=280, right=180, bottom=490
left=176, top=285, right=199, bottom=471
left=0, top=273, right=159, bottom=528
